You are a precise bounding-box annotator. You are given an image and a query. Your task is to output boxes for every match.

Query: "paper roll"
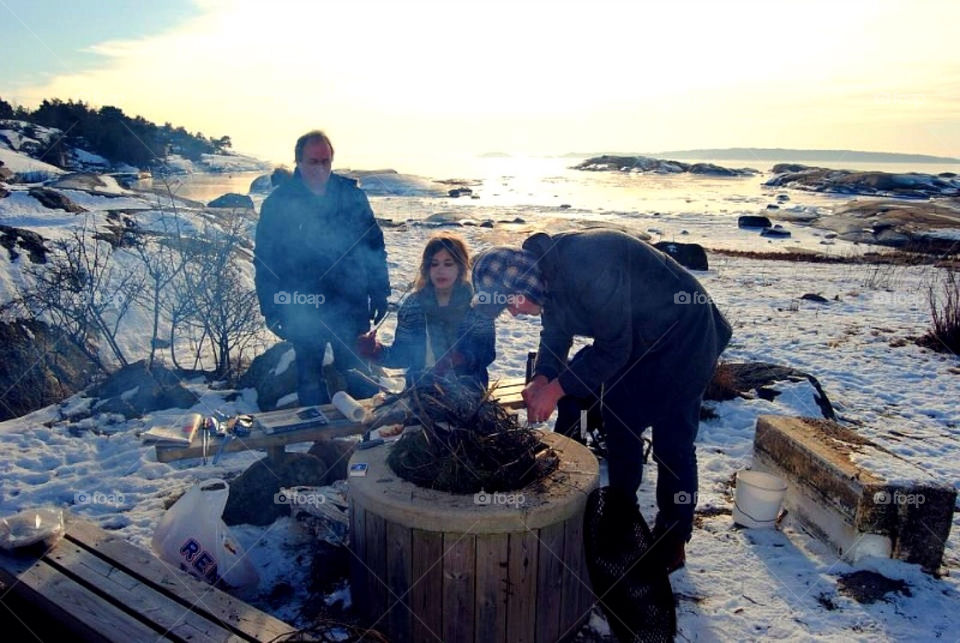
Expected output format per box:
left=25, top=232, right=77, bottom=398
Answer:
left=332, top=391, right=366, bottom=422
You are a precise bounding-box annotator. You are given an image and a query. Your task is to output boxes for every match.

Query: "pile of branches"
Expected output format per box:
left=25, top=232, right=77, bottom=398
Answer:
left=381, top=376, right=558, bottom=494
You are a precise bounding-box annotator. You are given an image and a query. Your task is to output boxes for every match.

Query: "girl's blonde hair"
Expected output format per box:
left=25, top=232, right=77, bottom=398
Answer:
left=414, top=232, right=471, bottom=291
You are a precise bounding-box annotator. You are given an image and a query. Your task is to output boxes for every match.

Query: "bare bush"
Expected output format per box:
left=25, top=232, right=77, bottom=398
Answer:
left=21, top=219, right=142, bottom=370
left=925, top=269, right=960, bottom=355
left=168, top=214, right=263, bottom=380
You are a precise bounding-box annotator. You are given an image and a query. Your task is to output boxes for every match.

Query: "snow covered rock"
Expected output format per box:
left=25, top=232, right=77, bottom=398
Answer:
left=237, top=342, right=298, bottom=411
left=89, top=360, right=199, bottom=418
left=765, top=164, right=960, bottom=198
left=27, top=187, right=85, bottom=213
left=207, top=192, right=254, bottom=209
left=222, top=452, right=328, bottom=526
left=705, top=361, right=835, bottom=419
left=0, top=224, right=48, bottom=262
left=654, top=240, right=708, bottom=270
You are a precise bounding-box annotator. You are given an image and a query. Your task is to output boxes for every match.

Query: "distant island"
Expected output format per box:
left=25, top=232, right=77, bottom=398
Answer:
left=651, top=148, right=960, bottom=164
left=559, top=148, right=960, bottom=164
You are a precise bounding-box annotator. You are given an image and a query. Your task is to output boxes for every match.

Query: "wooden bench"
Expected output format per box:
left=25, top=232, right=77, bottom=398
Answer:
left=154, top=376, right=528, bottom=464
left=0, top=519, right=293, bottom=642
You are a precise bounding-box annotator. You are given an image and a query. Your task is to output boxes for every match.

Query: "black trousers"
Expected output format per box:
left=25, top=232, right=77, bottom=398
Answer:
left=293, top=335, right=377, bottom=405
left=555, top=364, right=703, bottom=542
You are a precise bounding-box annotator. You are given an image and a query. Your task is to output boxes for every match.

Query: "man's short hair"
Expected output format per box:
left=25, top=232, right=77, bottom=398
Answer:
left=294, top=130, right=335, bottom=163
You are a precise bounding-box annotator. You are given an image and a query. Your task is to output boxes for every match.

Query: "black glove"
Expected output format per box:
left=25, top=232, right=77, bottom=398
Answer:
left=369, top=296, right=389, bottom=324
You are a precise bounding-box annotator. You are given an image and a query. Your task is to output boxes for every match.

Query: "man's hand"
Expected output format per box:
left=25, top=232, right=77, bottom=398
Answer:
left=523, top=377, right=564, bottom=423
left=369, top=296, right=389, bottom=324
left=522, top=375, right=549, bottom=406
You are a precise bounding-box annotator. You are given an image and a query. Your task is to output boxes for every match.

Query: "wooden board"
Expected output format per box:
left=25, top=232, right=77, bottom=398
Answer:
left=535, top=521, right=566, bottom=643
left=364, top=511, right=388, bottom=628
left=441, top=533, right=476, bottom=643
left=560, top=515, right=592, bottom=639
left=0, top=552, right=166, bottom=642
left=384, top=522, right=412, bottom=643
left=0, top=520, right=293, bottom=642
left=155, top=405, right=364, bottom=462
left=506, top=531, right=539, bottom=643
left=65, top=522, right=292, bottom=641
left=409, top=530, right=443, bottom=642
left=474, top=534, right=509, bottom=643
left=43, top=539, right=234, bottom=643
left=349, top=500, right=368, bottom=626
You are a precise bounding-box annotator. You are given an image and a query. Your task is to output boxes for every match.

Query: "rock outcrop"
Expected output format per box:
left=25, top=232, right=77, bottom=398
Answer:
left=574, top=155, right=757, bottom=176
left=27, top=187, right=85, bottom=212
left=803, top=197, right=960, bottom=253
left=89, top=360, right=199, bottom=418
left=0, top=225, right=48, bottom=262
left=765, top=164, right=960, bottom=199
left=207, top=192, right=254, bottom=209
left=0, top=319, right=99, bottom=421
left=654, top=241, right=708, bottom=271
left=237, top=342, right=298, bottom=411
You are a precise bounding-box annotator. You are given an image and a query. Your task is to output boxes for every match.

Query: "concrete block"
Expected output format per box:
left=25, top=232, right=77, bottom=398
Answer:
left=752, top=415, right=956, bottom=571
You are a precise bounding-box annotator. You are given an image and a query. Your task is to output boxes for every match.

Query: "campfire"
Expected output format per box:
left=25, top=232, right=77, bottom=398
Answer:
left=373, top=375, right=559, bottom=494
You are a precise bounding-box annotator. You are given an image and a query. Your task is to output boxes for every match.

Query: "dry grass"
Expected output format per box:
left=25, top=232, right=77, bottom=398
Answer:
left=923, top=269, right=960, bottom=356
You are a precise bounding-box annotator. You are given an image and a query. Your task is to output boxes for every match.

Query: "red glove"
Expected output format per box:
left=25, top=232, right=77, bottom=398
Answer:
left=356, top=331, right=383, bottom=359
left=434, top=351, right=465, bottom=375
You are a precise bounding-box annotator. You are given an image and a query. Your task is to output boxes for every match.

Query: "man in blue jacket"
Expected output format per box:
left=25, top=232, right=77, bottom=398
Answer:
left=254, top=130, right=390, bottom=405
left=473, top=229, right=731, bottom=572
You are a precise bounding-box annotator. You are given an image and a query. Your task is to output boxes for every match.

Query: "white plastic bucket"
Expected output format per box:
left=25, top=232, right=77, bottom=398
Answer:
left=732, top=469, right=787, bottom=528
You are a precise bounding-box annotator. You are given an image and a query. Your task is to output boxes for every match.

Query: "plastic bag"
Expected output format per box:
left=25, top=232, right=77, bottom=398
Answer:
left=0, top=508, right=65, bottom=552
left=151, top=479, right=259, bottom=590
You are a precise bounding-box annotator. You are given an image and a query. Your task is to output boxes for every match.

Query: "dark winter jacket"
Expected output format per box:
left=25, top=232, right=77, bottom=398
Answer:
left=523, top=230, right=732, bottom=399
left=254, top=172, right=390, bottom=343
left=379, top=282, right=495, bottom=387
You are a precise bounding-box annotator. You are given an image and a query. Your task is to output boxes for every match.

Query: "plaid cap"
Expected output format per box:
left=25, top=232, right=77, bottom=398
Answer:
left=471, top=246, right=545, bottom=317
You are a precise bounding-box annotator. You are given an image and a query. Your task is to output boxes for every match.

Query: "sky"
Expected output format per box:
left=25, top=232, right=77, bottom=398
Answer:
left=1, top=0, right=958, bottom=174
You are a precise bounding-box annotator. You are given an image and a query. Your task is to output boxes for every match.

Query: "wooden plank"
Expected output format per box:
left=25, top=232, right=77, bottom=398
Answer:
left=64, top=522, right=292, bottom=641
left=156, top=378, right=529, bottom=462
left=364, top=511, right=388, bottom=628
left=559, top=515, right=591, bottom=638
left=349, top=500, right=368, bottom=621
left=0, top=552, right=169, bottom=642
left=384, top=521, right=412, bottom=643
left=506, top=531, right=538, bottom=643
left=44, top=539, right=237, bottom=643
left=535, top=521, right=566, bottom=643
left=410, top=530, right=443, bottom=642
left=155, top=416, right=365, bottom=462
left=474, top=534, right=509, bottom=643
left=442, top=532, right=476, bottom=643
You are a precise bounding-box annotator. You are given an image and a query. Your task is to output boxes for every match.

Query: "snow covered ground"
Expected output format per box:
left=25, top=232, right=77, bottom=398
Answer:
left=0, top=160, right=958, bottom=641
